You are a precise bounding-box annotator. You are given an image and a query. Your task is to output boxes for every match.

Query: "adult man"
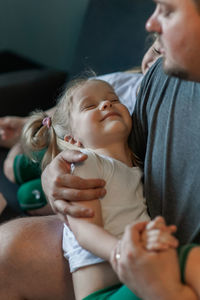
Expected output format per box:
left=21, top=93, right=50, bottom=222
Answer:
left=110, top=0, right=200, bottom=298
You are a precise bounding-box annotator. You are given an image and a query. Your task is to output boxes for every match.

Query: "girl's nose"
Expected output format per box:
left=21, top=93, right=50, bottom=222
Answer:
left=99, top=100, right=112, bottom=110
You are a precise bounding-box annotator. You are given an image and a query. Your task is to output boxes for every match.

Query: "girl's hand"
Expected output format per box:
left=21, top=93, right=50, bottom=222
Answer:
left=142, top=216, right=179, bottom=251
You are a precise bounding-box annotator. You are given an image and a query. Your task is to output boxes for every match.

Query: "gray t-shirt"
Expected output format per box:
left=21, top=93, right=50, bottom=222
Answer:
left=130, top=58, right=200, bottom=245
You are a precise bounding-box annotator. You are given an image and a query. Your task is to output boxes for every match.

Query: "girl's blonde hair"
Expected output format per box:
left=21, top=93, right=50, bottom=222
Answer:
left=21, top=77, right=91, bottom=170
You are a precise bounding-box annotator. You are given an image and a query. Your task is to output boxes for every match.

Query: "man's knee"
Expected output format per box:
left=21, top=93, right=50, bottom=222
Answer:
left=0, top=216, right=74, bottom=299
left=0, top=215, right=62, bottom=262
left=0, top=217, right=37, bottom=298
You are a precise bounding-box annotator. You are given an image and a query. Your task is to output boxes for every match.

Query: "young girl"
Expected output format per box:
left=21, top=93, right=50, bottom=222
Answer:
left=21, top=78, right=176, bottom=300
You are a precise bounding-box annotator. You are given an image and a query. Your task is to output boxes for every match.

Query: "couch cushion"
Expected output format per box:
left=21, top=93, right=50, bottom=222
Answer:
left=0, top=68, right=67, bottom=116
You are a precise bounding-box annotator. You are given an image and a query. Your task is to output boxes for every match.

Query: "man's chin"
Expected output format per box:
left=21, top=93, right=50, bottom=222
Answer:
left=162, top=60, right=189, bottom=80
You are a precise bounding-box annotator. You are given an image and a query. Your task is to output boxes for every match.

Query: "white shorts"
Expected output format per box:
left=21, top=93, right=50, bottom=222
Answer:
left=62, top=224, right=104, bottom=273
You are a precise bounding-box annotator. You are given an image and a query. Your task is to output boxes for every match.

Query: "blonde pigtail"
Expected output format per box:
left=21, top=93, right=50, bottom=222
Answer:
left=21, top=111, right=48, bottom=157
left=21, top=110, right=60, bottom=169
left=41, top=125, right=60, bottom=170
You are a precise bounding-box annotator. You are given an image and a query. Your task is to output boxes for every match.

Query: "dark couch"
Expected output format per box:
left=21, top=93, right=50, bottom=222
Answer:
left=0, top=0, right=154, bottom=221
left=0, top=52, right=67, bottom=220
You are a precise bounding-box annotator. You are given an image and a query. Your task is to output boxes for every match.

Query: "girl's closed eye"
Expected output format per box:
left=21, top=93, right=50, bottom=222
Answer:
left=81, top=103, right=97, bottom=111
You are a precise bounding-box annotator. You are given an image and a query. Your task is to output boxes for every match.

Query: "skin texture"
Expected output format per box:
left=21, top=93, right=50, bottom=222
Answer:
left=0, top=215, right=75, bottom=300
left=146, top=0, right=200, bottom=82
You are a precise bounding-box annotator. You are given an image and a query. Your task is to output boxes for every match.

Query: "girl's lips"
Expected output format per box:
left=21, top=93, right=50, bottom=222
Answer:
left=101, top=112, right=121, bottom=121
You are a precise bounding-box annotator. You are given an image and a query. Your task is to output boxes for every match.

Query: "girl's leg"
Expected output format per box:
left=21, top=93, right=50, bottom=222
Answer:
left=0, top=215, right=75, bottom=300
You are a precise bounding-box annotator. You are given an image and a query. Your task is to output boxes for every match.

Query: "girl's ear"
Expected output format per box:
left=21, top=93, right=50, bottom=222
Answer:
left=64, top=135, right=83, bottom=147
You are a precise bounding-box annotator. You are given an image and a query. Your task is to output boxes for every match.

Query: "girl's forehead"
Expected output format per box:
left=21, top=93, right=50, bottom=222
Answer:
left=84, top=79, right=113, bottom=90
left=74, top=80, right=114, bottom=97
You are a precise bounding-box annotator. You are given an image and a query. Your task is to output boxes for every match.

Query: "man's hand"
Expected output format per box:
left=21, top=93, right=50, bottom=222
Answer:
left=41, top=149, right=106, bottom=221
left=0, top=116, right=27, bottom=148
left=110, top=221, right=184, bottom=300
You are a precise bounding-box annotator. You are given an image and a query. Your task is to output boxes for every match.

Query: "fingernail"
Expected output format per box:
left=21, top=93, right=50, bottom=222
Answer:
left=100, top=180, right=106, bottom=186
left=100, top=189, right=106, bottom=197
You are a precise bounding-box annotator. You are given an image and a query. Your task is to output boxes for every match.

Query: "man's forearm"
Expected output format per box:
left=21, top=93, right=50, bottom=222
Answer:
left=142, top=284, right=198, bottom=300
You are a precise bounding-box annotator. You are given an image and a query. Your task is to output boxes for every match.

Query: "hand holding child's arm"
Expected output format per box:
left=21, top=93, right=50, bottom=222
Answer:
left=41, top=150, right=106, bottom=220
left=110, top=219, right=198, bottom=300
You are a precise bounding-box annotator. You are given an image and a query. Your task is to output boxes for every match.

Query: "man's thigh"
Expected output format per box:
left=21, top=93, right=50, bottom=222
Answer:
left=0, top=215, right=75, bottom=300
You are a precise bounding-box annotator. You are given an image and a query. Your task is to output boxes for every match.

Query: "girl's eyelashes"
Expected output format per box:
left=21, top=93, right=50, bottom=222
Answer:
left=81, top=104, right=96, bottom=111
left=80, top=98, right=120, bottom=111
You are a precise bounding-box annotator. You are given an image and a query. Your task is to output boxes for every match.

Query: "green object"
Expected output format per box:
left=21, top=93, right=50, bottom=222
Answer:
left=83, top=284, right=140, bottom=300
left=177, top=243, right=199, bottom=283
left=13, top=149, right=47, bottom=211
left=13, top=150, right=45, bottom=184
left=17, top=178, right=47, bottom=210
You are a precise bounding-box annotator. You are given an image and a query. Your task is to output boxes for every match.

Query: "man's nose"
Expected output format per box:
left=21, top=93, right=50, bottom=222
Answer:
left=99, top=100, right=112, bottom=110
left=146, top=9, right=162, bottom=35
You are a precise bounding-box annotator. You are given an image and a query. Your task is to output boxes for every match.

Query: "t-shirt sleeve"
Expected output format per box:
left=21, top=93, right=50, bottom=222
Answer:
left=71, top=149, right=103, bottom=179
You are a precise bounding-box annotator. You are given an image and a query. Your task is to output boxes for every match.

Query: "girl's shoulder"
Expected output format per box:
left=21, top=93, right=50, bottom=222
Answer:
left=70, top=149, right=105, bottom=179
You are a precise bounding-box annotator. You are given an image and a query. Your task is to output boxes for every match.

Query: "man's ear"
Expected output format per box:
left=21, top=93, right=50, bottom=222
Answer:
left=64, top=135, right=83, bottom=147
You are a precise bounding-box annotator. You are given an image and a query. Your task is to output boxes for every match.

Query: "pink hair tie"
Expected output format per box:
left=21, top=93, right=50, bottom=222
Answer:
left=42, top=116, right=51, bottom=128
